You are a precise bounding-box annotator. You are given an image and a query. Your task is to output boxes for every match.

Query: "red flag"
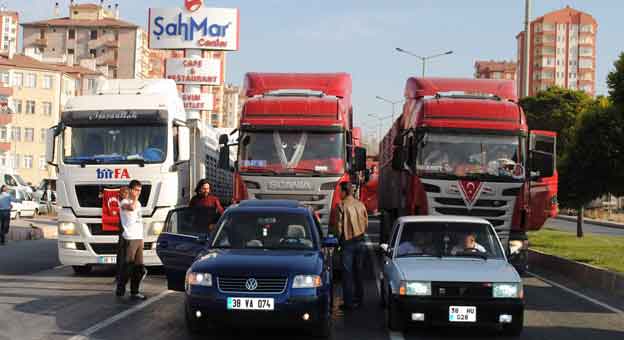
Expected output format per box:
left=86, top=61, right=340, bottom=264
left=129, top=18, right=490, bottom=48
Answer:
left=102, top=188, right=121, bottom=232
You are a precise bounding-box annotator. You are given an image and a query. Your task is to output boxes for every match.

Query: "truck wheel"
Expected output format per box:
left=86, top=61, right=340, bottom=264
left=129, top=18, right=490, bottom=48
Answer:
left=72, top=265, right=92, bottom=275
left=387, top=291, right=406, bottom=332
left=501, top=313, right=523, bottom=336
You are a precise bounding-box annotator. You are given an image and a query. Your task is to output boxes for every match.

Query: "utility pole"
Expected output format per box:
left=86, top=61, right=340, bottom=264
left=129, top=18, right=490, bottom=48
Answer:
left=523, top=0, right=531, bottom=97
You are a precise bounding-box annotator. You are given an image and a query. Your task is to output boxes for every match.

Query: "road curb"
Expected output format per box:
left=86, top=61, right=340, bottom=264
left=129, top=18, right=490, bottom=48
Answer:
left=528, top=249, right=624, bottom=298
left=555, top=215, right=624, bottom=230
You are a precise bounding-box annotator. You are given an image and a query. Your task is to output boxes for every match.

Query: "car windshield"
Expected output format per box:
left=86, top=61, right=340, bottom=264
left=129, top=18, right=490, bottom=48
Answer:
left=212, top=211, right=316, bottom=250
left=239, top=131, right=345, bottom=175
left=416, top=133, right=525, bottom=182
left=395, top=222, right=504, bottom=260
left=14, top=175, right=28, bottom=186
left=63, top=125, right=167, bottom=164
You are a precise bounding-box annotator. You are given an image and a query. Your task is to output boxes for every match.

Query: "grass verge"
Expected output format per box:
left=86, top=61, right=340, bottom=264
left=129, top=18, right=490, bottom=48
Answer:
left=528, top=228, right=624, bottom=273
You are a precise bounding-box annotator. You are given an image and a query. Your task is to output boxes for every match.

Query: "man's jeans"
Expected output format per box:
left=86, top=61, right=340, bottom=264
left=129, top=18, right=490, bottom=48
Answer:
left=341, top=238, right=364, bottom=306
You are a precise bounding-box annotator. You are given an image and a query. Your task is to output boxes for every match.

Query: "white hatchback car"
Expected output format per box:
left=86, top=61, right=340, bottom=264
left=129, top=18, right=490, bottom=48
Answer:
left=10, top=189, right=39, bottom=219
left=380, top=215, right=524, bottom=335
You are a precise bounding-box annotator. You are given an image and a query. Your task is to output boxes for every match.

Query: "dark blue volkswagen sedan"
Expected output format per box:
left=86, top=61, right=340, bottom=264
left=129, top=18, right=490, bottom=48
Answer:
left=156, top=200, right=338, bottom=337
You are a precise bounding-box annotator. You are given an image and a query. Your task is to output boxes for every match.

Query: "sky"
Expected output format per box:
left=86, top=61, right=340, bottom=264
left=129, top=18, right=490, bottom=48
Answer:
left=7, top=0, right=623, bottom=137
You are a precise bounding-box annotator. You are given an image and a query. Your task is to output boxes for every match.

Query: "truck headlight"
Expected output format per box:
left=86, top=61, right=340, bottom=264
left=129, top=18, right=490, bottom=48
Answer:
left=493, top=283, right=523, bottom=298
left=186, top=272, right=213, bottom=287
left=400, top=281, right=431, bottom=296
left=292, top=275, right=322, bottom=288
left=59, top=222, right=78, bottom=236
left=149, top=222, right=165, bottom=236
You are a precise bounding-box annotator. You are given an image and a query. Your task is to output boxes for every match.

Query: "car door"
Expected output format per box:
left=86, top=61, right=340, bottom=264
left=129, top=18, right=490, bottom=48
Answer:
left=528, top=131, right=557, bottom=230
left=156, top=207, right=212, bottom=291
left=382, top=221, right=402, bottom=298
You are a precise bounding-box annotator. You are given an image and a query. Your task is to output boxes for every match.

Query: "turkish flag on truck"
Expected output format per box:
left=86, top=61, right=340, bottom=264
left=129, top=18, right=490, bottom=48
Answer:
left=102, top=188, right=121, bottom=232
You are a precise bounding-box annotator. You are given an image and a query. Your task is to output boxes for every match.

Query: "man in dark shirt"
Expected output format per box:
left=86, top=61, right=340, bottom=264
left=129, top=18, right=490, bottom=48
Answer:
left=189, top=179, right=224, bottom=231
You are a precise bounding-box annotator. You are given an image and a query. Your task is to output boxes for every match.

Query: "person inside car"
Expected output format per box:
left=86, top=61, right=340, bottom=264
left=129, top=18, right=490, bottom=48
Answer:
left=451, top=232, right=486, bottom=254
left=397, top=231, right=435, bottom=256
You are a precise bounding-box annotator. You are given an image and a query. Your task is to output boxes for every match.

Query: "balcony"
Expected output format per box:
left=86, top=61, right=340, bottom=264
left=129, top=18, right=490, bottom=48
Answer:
left=33, top=38, right=48, bottom=47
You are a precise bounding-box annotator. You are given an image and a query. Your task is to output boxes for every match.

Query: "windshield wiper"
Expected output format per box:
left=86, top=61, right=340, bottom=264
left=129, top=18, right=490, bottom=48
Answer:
left=240, top=166, right=279, bottom=176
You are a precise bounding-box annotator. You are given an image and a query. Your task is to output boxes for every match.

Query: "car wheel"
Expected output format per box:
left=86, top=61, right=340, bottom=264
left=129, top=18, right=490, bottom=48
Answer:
left=387, top=289, right=406, bottom=332
left=72, top=265, right=92, bottom=275
left=184, top=303, right=206, bottom=335
left=501, top=313, right=523, bottom=336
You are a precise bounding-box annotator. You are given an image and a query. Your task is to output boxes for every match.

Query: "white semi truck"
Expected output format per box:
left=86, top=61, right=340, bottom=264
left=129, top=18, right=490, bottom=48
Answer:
left=46, top=79, right=232, bottom=274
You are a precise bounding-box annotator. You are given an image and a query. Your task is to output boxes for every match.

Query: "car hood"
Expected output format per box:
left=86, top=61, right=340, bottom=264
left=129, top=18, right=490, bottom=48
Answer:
left=395, top=258, right=521, bottom=283
left=192, top=249, right=322, bottom=276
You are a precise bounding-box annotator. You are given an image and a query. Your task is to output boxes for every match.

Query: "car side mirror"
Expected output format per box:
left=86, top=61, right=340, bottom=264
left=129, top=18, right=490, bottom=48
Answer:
left=380, top=243, right=392, bottom=257
left=322, top=235, right=339, bottom=248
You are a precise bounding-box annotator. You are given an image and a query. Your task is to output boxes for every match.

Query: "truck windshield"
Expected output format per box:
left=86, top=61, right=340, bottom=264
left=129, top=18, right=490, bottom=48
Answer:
left=416, top=133, right=524, bottom=182
left=239, top=131, right=345, bottom=175
left=396, top=222, right=504, bottom=260
left=63, top=125, right=167, bottom=164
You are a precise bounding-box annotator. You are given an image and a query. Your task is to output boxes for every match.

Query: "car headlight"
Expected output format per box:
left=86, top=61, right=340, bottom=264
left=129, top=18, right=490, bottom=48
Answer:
left=149, top=222, right=165, bottom=236
left=292, top=275, right=322, bottom=288
left=186, top=272, right=213, bottom=287
left=493, top=283, right=523, bottom=298
left=400, top=281, right=431, bottom=296
left=59, top=222, right=78, bottom=236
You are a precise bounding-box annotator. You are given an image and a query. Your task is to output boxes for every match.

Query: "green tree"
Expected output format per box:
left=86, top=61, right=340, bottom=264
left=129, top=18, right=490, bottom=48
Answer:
left=520, top=87, right=593, bottom=158
left=607, top=52, right=624, bottom=109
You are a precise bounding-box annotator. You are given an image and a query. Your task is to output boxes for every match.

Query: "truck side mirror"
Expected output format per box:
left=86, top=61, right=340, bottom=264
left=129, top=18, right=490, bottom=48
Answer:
left=391, top=146, right=404, bottom=171
left=177, top=126, right=190, bottom=162
left=353, top=147, right=367, bottom=172
left=218, top=134, right=229, bottom=146
left=45, top=128, right=57, bottom=166
left=530, top=151, right=554, bottom=178
left=218, top=145, right=230, bottom=170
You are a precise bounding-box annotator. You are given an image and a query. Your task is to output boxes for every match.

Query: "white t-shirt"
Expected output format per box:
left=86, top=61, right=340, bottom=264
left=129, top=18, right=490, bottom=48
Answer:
left=120, top=199, right=143, bottom=240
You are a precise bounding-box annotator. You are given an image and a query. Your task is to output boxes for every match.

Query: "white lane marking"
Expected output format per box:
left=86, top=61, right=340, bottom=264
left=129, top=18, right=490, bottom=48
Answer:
left=68, top=290, right=172, bottom=340
left=389, top=331, right=406, bottom=340
left=528, top=271, right=624, bottom=315
left=53, top=264, right=68, bottom=270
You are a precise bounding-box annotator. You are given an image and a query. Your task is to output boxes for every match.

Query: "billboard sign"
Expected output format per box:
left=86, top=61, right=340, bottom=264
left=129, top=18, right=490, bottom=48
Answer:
left=165, top=57, right=223, bottom=85
left=181, top=92, right=214, bottom=111
left=148, top=6, right=239, bottom=51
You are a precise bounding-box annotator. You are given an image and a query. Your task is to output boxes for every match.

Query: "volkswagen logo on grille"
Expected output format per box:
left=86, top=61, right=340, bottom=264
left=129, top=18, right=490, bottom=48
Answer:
left=245, top=278, right=258, bottom=291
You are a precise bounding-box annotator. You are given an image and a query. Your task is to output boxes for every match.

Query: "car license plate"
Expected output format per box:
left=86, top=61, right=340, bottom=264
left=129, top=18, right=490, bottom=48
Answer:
left=97, top=256, right=116, bottom=264
left=449, top=306, right=476, bottom=322
left=227, top=297, right=274, bottom=311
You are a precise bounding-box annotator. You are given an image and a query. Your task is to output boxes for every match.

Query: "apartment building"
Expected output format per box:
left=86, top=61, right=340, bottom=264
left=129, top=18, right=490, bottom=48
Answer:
left=0, top=10, right=18, bottom=54
left=21, top=2, right=147, bottom=79
left=0, top=53, right=101, bottom=184
left=474, top=60, right=517, bottom=80
left=222, top=84, right=241, bottom=128
left=517, top=6, right=597, bottom=97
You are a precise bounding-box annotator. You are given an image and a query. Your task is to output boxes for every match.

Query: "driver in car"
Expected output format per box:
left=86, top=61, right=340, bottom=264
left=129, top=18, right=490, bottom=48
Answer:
left=451, top=232, right=486, bottom=254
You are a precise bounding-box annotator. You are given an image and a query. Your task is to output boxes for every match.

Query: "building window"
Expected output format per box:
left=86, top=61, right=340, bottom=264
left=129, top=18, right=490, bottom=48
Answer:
left=43, top=75, right=53, bottom=89
left=89, top=49, right=96, bottom=58
left=0, top=154, right=5, bottom=167
left=12, top=72, right=23, bottom=87
left=23, top=155, right=33, bottom=169
left=68, top=48, right=75, bottom=55
left=90, top=30, right=98, bottom=40
left=40, top=128, right=46, bottom=142
left=0, top=126, right=6, bottom=141
left=68, top=29, right=76, bottom=40
left=39, top=156, right=46, bottom=170
left=0, top=71, right=8, bottom=85
left=24, top=128, right=34, bottom=142
left=12, top=99, right=22, bottom=114
left=12, top=154, right=20, bottom=169
left=25, top=73, right=37, bottom=88
left=87, top=78, right=97, bottom=91
left=42, top=102, right=52, bottom=116
left=26, top=100, right=35, bottom=114
left=11, top=127, right=20, bottom=141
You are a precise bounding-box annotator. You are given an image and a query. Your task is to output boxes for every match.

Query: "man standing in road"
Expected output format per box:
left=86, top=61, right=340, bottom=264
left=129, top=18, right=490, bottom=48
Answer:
left=118, top=180, right=147, bottom=300
left=189, top=179, right=224, bottom=231
left=0, top=185, right=15, bottom=245
left=334, top=182, right=368, bottom=310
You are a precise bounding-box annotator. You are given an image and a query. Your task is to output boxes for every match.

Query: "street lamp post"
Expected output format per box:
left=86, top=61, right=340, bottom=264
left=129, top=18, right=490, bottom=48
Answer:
left=395, top=48, right=453, bottom=77
left=368, top=113, right=393, bottom=142
left=375, top=96, right=403, bottom=122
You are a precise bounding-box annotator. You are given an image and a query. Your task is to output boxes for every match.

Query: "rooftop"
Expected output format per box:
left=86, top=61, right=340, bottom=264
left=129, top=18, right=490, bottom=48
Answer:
left=21, top=17, right=137, bottom=28
left=0, top=53, right=102, bottom=76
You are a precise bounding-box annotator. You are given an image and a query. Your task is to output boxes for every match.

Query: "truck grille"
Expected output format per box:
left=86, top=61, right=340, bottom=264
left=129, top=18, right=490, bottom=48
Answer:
left=90, top=242, right=153, bottom=255
left=432, top=282, right=492, bottom=299
left=253, top=193, right=331, bottom=226
left=75, top=185, right=151, bottom=208
left=87, top=223, right=120, bottom=236
left=217, top=276, right=288, bottom=294
left=434, top=207, right=506, bottom=218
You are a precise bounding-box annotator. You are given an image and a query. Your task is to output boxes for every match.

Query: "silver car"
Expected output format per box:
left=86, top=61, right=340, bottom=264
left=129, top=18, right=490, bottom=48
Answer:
left=380, top=216, right=524, bottom=335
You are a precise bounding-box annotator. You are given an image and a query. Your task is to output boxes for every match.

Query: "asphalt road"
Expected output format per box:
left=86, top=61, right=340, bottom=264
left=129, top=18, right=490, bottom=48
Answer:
left=544, top=218, right=624, bottom=236
left=0, top=220, right=622, bottom=340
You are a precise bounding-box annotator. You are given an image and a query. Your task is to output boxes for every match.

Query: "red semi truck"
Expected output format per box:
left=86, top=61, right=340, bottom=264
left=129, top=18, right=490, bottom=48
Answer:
left=378, top=77, right=557, bottom=272
left=218, top=73, right=367, bottom=230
